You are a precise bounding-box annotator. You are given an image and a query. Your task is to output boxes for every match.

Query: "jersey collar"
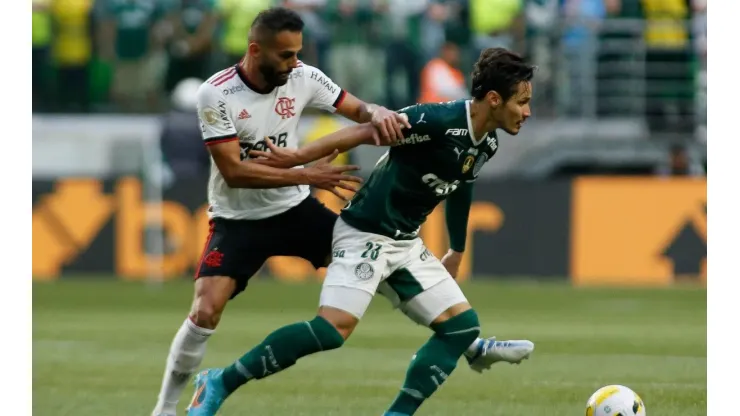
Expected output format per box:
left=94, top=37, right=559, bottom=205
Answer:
left=235, top=63, right=275, bottom=95
left=465, top=100, right=487, bottom=147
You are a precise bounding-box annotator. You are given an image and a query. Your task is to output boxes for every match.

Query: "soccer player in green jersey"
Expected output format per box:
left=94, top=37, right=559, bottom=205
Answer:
left=186, top=47, right=536, bottom=416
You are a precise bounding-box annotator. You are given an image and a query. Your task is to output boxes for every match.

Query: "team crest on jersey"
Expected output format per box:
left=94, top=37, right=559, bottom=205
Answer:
left=275, top=97, right=296, bottom=119
left=354, top=263, right=375, bottom=280
left=473, top=153, right=489, bottom=176
left=462, top=155, right=475, bottom=173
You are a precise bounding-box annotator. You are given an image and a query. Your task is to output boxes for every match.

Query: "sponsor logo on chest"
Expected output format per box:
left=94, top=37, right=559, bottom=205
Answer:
left=446, top=128, right=468, bottom=136
left=397, top=133, right=431, bottom=146
left=222, top=84, right=247, bottom=95
left=422, top=173, right=459, bottom=196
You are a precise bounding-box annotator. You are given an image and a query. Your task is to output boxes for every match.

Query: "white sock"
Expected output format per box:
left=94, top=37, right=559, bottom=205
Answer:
left=153, top=318, right=214, bottom=415
left=465, top=337, right=484, bottom=358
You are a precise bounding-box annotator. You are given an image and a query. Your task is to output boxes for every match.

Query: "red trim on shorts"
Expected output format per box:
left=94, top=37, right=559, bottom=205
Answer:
left=194, top=220, right=216, bottom=279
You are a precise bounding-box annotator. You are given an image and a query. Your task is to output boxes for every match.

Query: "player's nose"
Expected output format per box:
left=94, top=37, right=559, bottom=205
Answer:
left=522, top=106, right=532, bottom=119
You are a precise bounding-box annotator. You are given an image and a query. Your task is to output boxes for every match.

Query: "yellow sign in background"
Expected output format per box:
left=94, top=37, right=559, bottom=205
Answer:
left=35, top=177, right=704, bottom=285
left=571, top=177, right=707, bottom=286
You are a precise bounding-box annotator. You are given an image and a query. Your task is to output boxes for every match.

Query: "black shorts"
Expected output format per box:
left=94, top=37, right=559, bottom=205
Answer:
left=195, top=196, right=338, bottom=298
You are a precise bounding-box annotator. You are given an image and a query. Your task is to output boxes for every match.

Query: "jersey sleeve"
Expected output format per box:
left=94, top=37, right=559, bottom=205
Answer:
left=196, top=83, right=238, bottom=146
left=305, top=65, right=346, bottom=112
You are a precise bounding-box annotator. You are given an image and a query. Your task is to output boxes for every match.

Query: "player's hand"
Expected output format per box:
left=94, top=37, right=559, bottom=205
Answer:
left=370, top=106, right=412, bottom=146
left=303, top=150, right=363, bottom=201
left=249, top=137, right=304, bottom=168
left=441, top=249, right=464, bottom=279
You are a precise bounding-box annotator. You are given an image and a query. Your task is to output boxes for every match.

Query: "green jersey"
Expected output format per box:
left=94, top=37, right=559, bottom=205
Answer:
left=341, top=100, right=499, bottom=248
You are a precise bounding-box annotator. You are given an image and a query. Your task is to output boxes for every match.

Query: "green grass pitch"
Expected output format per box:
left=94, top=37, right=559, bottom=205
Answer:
left=33, top=278, right=706, bottom=415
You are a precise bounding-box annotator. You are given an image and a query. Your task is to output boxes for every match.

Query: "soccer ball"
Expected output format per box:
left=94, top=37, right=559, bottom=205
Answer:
left=586, top=385, right=646, bottom=416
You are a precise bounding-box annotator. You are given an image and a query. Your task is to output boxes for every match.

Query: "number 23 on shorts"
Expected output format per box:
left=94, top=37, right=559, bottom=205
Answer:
left=360, top=241, right=383, bottom=261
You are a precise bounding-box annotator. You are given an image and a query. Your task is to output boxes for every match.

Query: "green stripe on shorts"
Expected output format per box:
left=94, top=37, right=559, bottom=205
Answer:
left=386, top=268, right=424, bottom=302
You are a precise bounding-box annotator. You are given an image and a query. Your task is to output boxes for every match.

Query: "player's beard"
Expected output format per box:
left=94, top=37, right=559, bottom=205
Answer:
left=259, top=63, right=291, bottom=87
left=496, top=108, right=523, bottom=136
left=501, top=121, right=520, bottom=136
left=503, top=119, right=521, bottom=136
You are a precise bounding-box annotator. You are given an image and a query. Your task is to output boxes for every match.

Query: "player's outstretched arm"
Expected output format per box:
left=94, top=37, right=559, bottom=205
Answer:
left=304, top=65, right=410, bottom=144
left=249, top=123, right=378, bottom=168
left=334, top=92, right=412, bottom=145
left=208, top=140, right=362, bottom=198
left=295, top=123, right=378, bottom=163
left=441, top=181, right=475, bottom=278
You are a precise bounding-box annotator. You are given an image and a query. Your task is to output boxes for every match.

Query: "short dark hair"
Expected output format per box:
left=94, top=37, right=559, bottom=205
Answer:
left=471, top=48, right=535, bottom=101
left=249, top=7, right=304, bottom=42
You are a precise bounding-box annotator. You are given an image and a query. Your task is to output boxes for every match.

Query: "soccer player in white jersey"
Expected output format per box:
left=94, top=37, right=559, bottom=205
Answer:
left=150, top=8, right=412, bottom=416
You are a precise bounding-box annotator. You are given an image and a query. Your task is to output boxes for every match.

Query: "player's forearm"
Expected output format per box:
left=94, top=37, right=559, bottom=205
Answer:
left=222, top=162, right=308, bottom=189
left=296, top=123, right=376, bottom=164
left=354, top=102, right=381, bottom=124
left=445, top=182, right=474, bottom=252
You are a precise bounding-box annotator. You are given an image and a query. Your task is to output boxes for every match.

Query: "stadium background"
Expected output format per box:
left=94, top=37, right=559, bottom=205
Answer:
left=32, top=0, right=707, bottom=415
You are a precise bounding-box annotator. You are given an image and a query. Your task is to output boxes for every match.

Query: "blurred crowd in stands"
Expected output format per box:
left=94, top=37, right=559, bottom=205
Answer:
left=32, top=0, right=706, bottom=133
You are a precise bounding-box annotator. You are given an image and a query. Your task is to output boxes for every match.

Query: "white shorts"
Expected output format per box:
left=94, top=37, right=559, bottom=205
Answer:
left=319, top=218, right=469, bottom=326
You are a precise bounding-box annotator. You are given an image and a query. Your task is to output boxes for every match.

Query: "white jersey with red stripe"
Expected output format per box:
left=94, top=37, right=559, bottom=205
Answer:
left=196, top=62, right=346, bottom=220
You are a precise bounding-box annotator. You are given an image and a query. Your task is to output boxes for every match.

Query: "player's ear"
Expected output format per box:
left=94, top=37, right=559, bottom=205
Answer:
left=248, top=41, right=261, bottom=57
left=487, top=91, right=502, bottom=108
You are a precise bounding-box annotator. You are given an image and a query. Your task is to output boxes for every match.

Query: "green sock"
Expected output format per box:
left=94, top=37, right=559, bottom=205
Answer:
left=220, top=316, right=344, bottom=394
left=386, top=309, right=481, bottom=415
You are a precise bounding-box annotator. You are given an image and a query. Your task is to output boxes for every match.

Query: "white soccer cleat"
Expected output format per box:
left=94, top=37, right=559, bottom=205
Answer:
left=465, top=337, right=534, bottom=373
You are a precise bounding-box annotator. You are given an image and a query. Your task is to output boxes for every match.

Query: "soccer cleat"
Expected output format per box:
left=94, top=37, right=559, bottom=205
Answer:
left=466, top=337, right=534, bottom=373
left=185, top=369, right=229, bottom=416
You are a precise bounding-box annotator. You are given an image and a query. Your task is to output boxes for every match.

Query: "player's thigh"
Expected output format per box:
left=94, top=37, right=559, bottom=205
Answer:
left=195, top=218, right=270, bottom=300
left=378, top=246, right=469, bottom=327
left=319, top=218, right=392, bottom=321
left=274, top=196, right=338, bottom=268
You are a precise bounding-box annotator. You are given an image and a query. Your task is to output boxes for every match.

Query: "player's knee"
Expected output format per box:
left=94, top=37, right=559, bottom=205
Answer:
left=191, top=277, right=234, bottom=329
left=432, top=308, right=481, bottom=344
left=189, top=297, right=225, bottom=329
left=317, top=306, right=360, bottom=341
left=308, top=315, right=346, bottom=350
